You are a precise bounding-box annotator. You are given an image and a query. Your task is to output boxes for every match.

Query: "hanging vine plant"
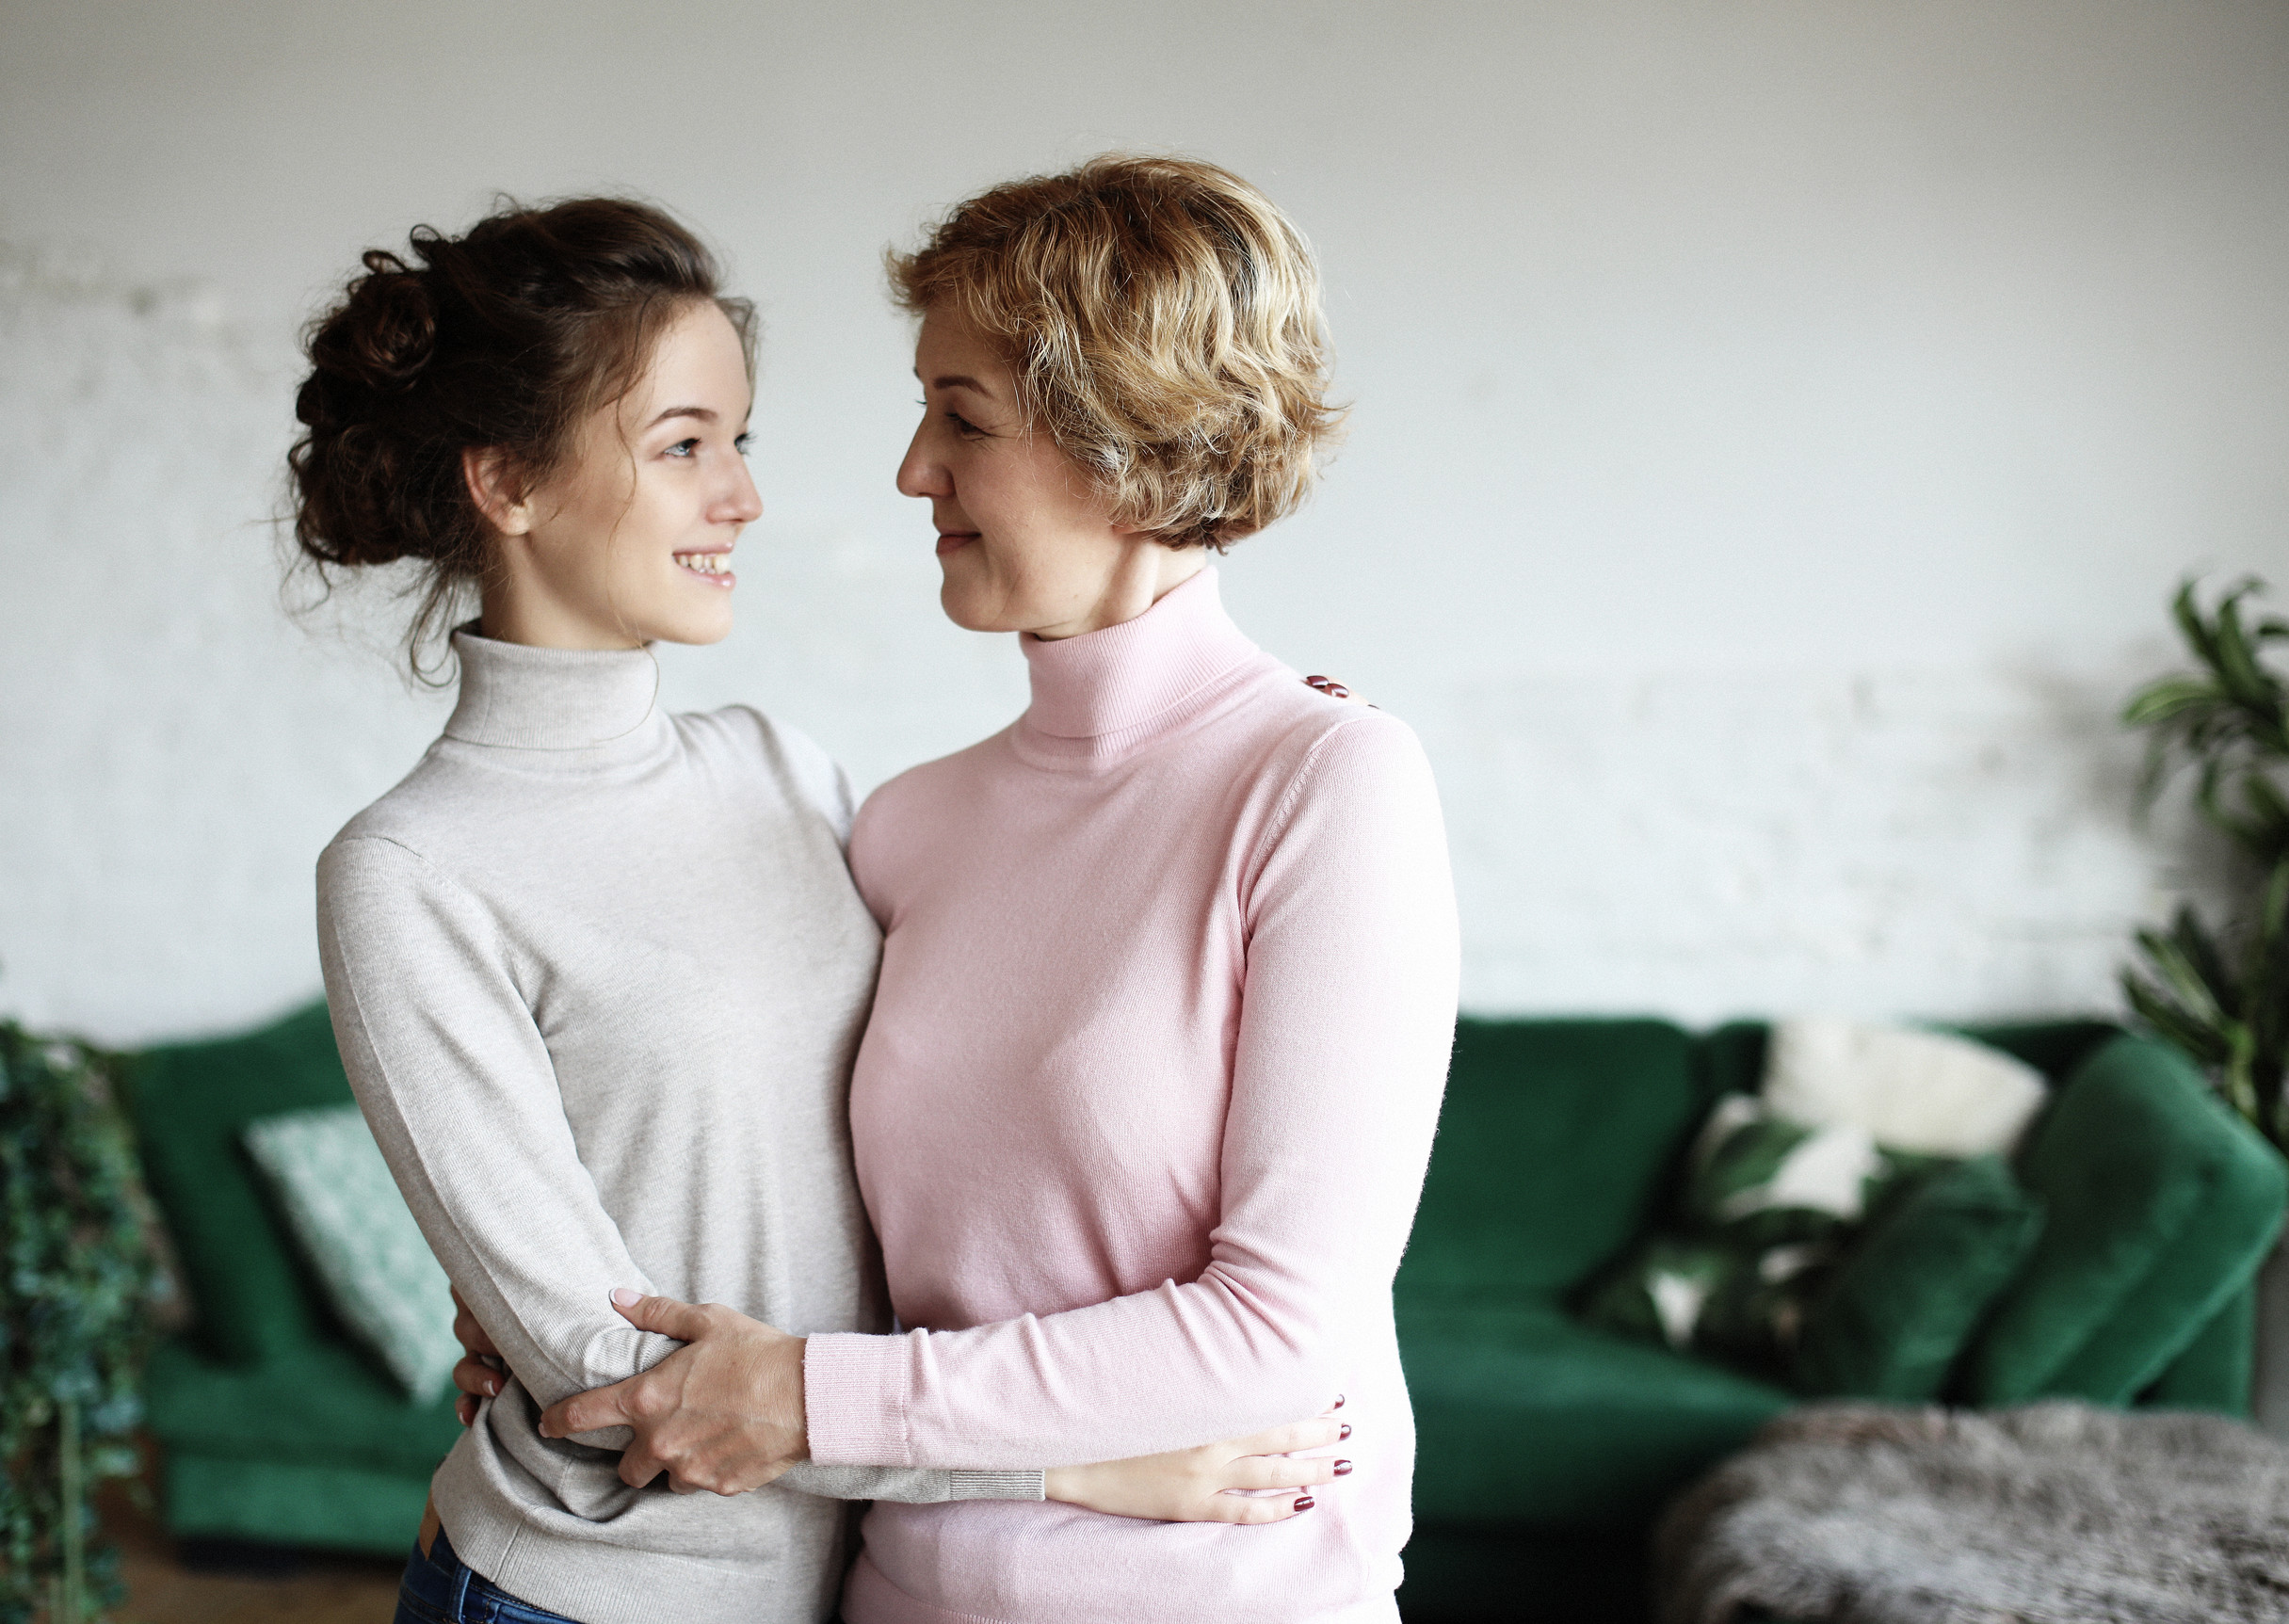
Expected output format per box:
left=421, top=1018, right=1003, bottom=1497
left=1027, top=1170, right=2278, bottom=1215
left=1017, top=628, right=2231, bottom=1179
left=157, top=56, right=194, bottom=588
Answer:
left=1, top=1021, right=161, bottom=1624
left=2121, top=577, right=2289, bottom=1151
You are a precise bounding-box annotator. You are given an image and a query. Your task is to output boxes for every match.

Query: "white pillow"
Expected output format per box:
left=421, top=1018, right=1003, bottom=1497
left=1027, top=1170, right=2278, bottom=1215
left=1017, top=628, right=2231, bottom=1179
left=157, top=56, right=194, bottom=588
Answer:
left=242, top=1102, right=460, bottom=1401
left=1763, top=1018, right=2048, bottom=1157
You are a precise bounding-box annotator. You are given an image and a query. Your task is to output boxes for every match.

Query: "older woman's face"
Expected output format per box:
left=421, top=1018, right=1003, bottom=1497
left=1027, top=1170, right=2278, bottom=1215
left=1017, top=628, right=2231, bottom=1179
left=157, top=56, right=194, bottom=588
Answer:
left=897, top=304, right=1198, bottom=640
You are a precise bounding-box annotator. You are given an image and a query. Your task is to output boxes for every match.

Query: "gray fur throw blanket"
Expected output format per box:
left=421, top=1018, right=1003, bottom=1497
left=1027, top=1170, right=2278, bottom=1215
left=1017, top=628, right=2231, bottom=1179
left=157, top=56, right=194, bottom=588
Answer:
left=1654, top=1401, right=2289, bottom=1624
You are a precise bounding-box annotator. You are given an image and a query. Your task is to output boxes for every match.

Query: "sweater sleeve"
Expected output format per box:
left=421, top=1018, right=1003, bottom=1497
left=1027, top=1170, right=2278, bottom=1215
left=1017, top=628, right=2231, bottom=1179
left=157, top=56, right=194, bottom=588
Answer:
left=315, top=834, right=1040, bottom=1503
left=802, top=716, right=1459, bottom=1467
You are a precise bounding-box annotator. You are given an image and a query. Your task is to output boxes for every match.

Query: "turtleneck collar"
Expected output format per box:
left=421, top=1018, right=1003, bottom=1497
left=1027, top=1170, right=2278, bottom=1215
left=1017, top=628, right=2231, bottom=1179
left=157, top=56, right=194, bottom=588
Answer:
left=443, top=626, right=666, bottom=754
left=1015, top=569, right=1265, bottom=764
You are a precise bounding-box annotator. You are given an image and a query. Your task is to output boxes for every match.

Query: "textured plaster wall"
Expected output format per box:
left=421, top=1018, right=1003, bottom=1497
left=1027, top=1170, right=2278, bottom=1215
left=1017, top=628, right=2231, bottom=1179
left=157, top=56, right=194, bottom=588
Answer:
left=2, top=0, right=2285, bottom=1044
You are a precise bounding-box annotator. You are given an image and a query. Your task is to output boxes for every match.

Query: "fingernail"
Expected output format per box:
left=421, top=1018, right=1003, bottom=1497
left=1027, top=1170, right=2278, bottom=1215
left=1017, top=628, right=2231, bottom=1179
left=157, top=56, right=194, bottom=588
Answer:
left=1294, top=1495, right=1315, bottom=1511
left=1333, top=1460, right=1353, bottom=1476
left=1339, top=1423, right=1351, bottom=1440
left=1332, top=1394, right=1345, bottom=1408
left=611, top=1287, right=643, bottom=1308
left=485, top=1377, right=501, bottom=1396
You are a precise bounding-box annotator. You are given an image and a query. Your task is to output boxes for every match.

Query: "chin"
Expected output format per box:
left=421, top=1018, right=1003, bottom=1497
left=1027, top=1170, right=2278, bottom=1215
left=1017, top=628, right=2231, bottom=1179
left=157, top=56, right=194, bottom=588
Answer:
left=937, top=578, right=1001, bottom=634
left=642, top=605, right=736, bottom=646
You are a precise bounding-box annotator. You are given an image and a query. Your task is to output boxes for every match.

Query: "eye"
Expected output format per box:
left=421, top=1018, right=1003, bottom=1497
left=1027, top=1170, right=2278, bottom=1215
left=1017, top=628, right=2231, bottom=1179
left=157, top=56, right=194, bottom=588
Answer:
left=945, top=410, right=987, bottom=439
left=665, top=437, right=701, bottom=458
left=733, top=433, right=753, bottom=456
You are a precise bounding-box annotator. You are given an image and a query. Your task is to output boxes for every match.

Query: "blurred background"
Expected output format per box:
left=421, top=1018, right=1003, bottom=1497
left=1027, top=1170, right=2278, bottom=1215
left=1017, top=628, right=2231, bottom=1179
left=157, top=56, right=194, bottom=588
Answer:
left=4, top=0, right=2286, bottom=1045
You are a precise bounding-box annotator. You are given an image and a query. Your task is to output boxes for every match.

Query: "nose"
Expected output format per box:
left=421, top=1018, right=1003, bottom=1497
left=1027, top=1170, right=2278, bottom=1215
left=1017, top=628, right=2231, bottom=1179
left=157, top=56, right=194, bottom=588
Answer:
left=717, top=450, right=764, bottom=525
left=896, top=418, right=949, bottom=500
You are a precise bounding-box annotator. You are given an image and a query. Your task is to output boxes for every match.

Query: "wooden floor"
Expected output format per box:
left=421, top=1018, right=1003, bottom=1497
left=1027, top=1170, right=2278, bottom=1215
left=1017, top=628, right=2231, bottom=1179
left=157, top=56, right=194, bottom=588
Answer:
left=101, top=1477, right=403, bottom=1624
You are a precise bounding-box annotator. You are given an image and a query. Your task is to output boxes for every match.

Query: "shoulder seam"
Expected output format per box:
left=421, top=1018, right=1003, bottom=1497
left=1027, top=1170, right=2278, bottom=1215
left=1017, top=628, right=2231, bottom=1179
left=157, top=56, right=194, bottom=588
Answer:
left=1246, top=712, right=1391, bottom=895
left=324, top=832, right=495, bottom=917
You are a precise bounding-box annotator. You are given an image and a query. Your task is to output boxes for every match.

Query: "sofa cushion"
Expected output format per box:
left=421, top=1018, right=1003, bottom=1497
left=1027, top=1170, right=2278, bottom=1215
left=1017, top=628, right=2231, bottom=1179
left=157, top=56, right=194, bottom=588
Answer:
left=1964, top=1036, right=2287, bottom=1405
left=162, top=1449, right=430, bottom=1557
left=121, top=1001, right=354, bottom=1365
left=1400, top=1300, right=1790, bottom=1530
left=144, top=1331, right=462, bottom=1478
left=1795, top=1153, right=2045, bottom=1401
left=1398, top=1019, right=1706, bottom=1303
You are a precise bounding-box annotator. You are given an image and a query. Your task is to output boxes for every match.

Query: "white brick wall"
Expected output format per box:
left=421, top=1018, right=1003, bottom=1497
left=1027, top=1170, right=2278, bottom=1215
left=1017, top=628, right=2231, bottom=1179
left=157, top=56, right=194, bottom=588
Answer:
left=1428, top=665, right=2228, bottom=1023
left=0, top=252, right=2239, bottom=1044
left=3, top=0, right=2283, bottom=1045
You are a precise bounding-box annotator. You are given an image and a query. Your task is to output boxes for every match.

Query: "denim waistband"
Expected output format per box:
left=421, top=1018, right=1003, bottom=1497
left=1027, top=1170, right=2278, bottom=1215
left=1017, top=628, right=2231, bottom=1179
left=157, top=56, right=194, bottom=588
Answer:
left=398, top=1527, right=581, bottom=1624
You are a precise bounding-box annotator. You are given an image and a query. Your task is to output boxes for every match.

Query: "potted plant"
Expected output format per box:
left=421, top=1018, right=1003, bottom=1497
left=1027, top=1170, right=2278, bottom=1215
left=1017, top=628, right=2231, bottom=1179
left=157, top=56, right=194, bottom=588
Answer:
left=2120, top=576, right=2289, bottom=1427
left=1, top=1021, right=161, bottom=1624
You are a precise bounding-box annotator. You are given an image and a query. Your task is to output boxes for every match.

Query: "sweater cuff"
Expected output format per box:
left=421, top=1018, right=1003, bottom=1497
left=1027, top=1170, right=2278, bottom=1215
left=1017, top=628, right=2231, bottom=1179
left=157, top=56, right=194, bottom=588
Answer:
left=948, top=1470, right=1045, bottom=1502
left=803, top=1331, right=911, bottom=1467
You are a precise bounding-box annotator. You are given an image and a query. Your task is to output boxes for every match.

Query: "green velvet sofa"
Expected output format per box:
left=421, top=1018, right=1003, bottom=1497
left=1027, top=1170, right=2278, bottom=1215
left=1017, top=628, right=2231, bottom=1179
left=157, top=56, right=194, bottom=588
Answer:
left=118, top=1003, right=2287, bottom=1616
left=1393, top=1017, right=2289, bottom=1623
left=122, top=1002, right=459, bottom=1556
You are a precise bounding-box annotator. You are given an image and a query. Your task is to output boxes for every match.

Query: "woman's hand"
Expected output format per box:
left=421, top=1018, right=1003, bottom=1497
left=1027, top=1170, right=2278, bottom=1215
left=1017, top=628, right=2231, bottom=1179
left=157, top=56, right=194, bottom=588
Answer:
left=1044, top=1409, right=1353, bottom=1523
left=535, top=1290, right=809, bottom=1494
left=450, top=1286, right=507, bottom=1426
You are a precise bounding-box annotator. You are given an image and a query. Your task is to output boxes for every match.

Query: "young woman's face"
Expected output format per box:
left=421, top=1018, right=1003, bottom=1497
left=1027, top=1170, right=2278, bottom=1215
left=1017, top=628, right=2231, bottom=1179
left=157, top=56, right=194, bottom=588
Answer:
left=479, top=299, right=761, bottom=649
left=897, top=304, right=1199, bottom=640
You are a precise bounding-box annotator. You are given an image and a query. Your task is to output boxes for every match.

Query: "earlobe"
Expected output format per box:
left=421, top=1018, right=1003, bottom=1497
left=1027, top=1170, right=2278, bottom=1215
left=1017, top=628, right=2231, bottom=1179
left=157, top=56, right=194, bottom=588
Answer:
left=462, top=446, right=531, bottom=537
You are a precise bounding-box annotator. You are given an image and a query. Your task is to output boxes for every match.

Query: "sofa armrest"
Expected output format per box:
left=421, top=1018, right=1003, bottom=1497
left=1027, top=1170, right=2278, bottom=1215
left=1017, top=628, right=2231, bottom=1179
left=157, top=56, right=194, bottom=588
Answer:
left=2144, top=1283, right=2257, bottom=1413
left=1963, top=1035, right=2286, bottom=1406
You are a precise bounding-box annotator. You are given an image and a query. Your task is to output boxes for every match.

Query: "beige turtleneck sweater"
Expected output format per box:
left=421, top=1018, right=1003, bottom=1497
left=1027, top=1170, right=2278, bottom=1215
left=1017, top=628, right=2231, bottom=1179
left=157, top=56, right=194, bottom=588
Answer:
left=315, top=629, right=1038, bottom=1624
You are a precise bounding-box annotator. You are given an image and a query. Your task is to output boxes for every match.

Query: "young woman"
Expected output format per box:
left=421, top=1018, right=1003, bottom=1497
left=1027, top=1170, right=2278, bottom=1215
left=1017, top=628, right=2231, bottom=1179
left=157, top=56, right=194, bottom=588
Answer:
left=292, top=197, right=1337, bottom=1624
left=527, top=158, right=1460, bottom=1624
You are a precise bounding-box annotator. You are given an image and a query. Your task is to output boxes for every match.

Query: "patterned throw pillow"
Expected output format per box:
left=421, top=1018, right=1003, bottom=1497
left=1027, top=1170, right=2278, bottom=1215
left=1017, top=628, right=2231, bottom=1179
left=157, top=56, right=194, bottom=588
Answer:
left=242, top=1103, right=459, bottom=1400
left=1582, top=1094, right=1945, bottom=1374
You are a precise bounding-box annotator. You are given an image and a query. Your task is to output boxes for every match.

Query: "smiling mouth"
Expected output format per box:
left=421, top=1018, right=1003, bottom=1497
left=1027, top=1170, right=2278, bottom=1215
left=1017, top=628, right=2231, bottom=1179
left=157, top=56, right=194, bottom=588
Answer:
left=674, top=551, right=735, bottom=587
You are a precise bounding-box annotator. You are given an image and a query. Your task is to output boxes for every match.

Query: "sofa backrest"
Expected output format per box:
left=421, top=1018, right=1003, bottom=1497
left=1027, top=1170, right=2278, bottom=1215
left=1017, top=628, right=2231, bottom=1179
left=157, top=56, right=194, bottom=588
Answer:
left=1397, top=1018, right=1710, bottom=1304
left=1396, top=1015, right=2128, bottom=1310
left=121, top=1000, right=354, bottom=1366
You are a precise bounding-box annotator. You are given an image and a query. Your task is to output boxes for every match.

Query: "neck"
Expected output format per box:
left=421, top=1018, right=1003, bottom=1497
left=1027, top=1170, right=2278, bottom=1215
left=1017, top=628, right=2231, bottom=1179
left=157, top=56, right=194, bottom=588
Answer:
left=1028, top=544, right=1208, bottom=641
left=478, top=559, right=645, bottom=651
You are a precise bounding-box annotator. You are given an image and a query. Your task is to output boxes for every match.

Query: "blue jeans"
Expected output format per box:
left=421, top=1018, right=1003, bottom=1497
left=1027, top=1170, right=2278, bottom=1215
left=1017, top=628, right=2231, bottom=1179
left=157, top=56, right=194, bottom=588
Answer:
left=395, top=1528, right=585, bottom=1624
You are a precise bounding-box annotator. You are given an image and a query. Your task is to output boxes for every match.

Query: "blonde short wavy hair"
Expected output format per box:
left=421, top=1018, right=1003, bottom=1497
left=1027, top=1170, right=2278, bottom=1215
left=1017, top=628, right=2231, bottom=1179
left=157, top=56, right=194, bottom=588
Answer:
left=887, top=154, right=1346, bottom=551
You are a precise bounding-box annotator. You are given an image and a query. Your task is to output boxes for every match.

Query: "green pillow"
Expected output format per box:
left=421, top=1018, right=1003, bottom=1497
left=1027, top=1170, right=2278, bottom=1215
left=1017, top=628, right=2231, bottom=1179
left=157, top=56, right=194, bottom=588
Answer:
left=242, top=1103, right=459, bottom=1400
left=1794, top=1153, right=2044, bottom=1400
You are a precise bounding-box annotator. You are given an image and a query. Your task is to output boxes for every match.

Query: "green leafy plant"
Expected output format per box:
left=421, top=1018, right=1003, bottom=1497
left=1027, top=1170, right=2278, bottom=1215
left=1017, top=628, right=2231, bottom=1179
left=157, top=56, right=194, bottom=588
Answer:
left=2120, top=577, right=2289, bottom=1150
left=1, top=1022, right=160, bottom=1624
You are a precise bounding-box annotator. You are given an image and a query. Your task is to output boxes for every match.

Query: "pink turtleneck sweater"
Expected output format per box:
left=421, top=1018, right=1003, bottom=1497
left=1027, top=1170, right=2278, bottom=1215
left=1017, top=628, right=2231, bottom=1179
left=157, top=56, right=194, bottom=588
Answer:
left=801, top=571, right=1459, bottom=1624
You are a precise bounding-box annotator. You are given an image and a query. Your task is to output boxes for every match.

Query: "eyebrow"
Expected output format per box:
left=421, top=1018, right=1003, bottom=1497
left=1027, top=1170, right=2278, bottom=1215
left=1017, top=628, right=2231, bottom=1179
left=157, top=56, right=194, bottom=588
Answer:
left=643, top=405, right=718, bottom=429
left=919, top=372, right=999, bottom=399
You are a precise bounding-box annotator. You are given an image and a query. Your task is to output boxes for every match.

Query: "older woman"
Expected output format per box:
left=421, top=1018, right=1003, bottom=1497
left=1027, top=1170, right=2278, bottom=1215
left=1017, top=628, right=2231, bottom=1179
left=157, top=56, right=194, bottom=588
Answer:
left=538, top=157, right=1460, bottom=1624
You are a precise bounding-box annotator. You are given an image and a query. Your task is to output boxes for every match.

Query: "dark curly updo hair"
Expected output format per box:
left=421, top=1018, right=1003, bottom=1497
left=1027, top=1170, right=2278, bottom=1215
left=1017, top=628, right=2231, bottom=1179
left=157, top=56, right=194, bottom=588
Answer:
left=289, top=196, right=753, bottom=673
